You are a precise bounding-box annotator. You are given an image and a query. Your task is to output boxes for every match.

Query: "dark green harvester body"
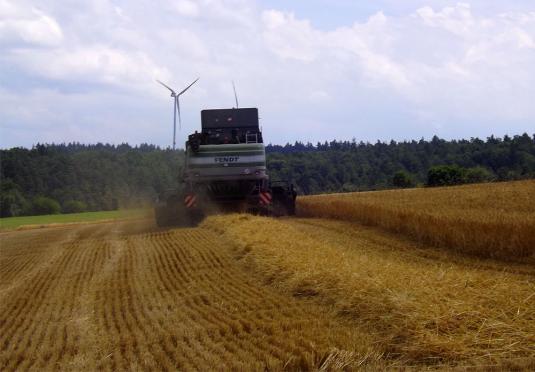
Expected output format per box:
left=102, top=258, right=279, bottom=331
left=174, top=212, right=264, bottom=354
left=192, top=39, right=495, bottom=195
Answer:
left=155, top=108, right=296, bottom=226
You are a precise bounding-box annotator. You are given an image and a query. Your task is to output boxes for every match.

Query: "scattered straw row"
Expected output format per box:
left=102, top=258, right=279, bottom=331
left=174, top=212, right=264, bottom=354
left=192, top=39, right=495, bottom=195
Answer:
left=203, top=214, right=535, bottom=368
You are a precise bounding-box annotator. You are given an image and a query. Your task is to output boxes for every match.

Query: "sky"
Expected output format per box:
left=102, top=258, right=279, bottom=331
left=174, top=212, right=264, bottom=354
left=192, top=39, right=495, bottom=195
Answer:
left=1, top=0, right=534, bottom=149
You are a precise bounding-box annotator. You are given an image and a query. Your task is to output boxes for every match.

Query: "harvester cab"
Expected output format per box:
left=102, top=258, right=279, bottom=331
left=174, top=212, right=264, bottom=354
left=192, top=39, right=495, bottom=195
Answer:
left=191, top=108, right=263, bottom=146
left=155, top=107, right=296, bottom=227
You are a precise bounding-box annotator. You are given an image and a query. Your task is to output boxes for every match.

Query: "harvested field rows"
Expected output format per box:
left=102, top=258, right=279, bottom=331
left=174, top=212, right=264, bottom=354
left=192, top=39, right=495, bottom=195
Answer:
left=0, top=221, right=385, bottom=371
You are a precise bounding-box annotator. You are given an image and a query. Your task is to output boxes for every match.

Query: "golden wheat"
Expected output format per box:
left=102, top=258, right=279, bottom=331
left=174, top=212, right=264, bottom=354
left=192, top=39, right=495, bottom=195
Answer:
left=297, top=180, right=535, bottom=262
left=204, top=214, right=535, bottom=368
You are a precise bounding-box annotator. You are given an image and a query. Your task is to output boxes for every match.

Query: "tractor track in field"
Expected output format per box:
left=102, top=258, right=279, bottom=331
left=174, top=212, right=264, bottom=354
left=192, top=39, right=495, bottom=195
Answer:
left=0, top=219, right=380, bottom=371
left=2, top=215, right=533, bottom=370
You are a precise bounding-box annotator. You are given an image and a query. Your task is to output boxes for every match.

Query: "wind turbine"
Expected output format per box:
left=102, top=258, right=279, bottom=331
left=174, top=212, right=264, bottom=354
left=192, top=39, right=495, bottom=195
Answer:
left=157, top=77, right=199, bottom=150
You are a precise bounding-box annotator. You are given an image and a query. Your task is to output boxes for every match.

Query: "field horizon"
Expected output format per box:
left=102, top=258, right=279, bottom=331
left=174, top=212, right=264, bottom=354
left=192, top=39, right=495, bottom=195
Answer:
left=0, top=209, right=149, bottom=231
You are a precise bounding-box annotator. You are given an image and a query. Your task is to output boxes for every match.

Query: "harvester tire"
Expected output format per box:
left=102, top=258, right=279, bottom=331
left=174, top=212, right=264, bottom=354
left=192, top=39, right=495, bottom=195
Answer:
left=155, top=201, right=205, bottom=228
left=155, top=205, right=171, bottom=227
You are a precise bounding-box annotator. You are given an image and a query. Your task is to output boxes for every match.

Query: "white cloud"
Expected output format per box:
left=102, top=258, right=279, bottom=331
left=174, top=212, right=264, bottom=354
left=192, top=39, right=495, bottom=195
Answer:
left=173, top=0, right=199, bottom=18
left=1, top=0, right=535, bottom=148
left=8, top=46, right=170, bottom=90
left=261, top=9, right=412, bottom=92
left=416, top=3, right=477, bottom=36
left=0, top=0, right=63, bottom=46
left=262, top=10, right=321, bottom=62
left=156, top=28, right=209, bottom=60
left=0, top=87, right=170, bottom=146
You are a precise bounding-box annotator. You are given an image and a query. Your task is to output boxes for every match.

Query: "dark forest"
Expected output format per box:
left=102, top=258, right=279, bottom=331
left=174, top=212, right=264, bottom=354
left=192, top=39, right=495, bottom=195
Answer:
left=1, top=133, right=534, bottom=217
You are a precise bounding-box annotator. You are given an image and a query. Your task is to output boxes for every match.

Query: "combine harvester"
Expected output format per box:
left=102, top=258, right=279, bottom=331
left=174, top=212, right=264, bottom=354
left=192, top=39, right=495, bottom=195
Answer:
left=155, top=80, right=296, bottom=227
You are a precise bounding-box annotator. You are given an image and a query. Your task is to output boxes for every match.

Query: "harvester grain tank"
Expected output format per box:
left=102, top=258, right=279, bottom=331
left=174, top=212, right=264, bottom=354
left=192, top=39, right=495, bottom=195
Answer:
left=155, top=107, right=296, bottom=226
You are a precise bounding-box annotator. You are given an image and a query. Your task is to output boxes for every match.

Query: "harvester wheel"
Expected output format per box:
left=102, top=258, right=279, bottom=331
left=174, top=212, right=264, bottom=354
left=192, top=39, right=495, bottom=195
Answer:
left=155, top=205, right=172, bottom=227
left=271, top=195, right=296, bottom=217
left=187, top=209, right=205, bottom=226
left=155, top=199, right=205, bottom=228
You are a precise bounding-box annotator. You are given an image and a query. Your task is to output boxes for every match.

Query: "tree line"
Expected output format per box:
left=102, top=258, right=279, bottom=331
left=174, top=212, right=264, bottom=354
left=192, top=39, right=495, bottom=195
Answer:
left=1, top=134, right=534, bottom=217
left=266, top=133, right=535, bottom=193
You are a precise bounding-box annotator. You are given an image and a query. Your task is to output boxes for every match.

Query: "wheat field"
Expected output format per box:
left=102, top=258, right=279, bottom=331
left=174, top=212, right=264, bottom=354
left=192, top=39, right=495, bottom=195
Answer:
left=297, top=180, right=535, bottom=262
left=1, top=181, right=534, bottom=370
left=204, top=214, right=535, bottom=368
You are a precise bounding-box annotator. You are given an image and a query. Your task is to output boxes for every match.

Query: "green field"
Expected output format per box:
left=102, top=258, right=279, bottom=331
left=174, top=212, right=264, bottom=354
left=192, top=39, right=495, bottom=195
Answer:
left=0, top=209, right=149, bottom=230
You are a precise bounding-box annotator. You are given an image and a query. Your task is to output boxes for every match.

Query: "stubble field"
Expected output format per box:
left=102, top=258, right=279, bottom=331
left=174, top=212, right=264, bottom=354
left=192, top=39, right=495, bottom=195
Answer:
left=1, top=181, right=534, bottom=370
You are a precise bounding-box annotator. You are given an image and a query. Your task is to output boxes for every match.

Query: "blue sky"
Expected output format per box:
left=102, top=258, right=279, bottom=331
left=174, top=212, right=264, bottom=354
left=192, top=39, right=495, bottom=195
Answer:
left=1, top=0, right=534, bottom=148
left=260, top=0, right=535, bottom=26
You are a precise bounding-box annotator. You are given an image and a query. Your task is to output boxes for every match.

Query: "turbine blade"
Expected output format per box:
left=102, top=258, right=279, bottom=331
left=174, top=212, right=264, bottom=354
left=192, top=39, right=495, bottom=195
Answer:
left=177, top=77, right=200, bottom=96
left=232, top=80, right=239, bottom=108
left=156, top=79, right=176, bottom=95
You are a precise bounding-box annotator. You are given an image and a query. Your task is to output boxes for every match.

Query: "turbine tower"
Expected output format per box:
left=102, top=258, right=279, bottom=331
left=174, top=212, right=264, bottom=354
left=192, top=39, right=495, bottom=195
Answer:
left=157, top=77, right=199, bottom=150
